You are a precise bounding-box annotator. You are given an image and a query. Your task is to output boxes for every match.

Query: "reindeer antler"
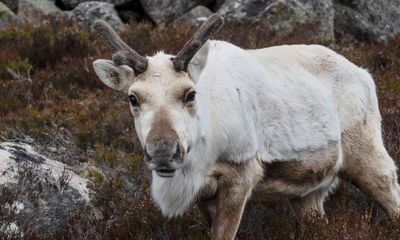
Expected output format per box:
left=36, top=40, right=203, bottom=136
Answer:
left=172, top=14, right=224, bottom=72
left=93, top=20, right=148, bottom=75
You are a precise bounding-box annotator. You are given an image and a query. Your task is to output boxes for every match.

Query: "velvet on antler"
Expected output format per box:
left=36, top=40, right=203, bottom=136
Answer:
left=92, top=20, right=148, bottom=75
left=172, top=14, right=224, bottom=72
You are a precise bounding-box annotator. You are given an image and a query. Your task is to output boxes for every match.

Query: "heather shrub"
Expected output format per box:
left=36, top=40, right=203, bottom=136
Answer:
left=0, top=17, right=399, bottom=239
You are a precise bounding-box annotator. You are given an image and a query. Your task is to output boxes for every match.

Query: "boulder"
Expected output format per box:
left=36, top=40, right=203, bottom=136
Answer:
left=300, top=0, right=334, bottom=38
left=71, top=1, right=124, bottom=30
left=117, top=1, right=148, bottom=23
left=334, top=0, right=400, bottom=42
left=211, top=0, right=225, bottom=11
left=60, top=0, right=132, bottom=9
left=0, top=141, right=90, bottom=235
left=139, top=0, right=213, bottom=23
left=218, top=0, right=334, bottom=40
left=2, top=0, right=19, bottom=13
left=174, top=5, right=213, bottom=25
left=0, top=2, right=19, bottom=28
left=17, top=0, right=63, bottom=22
left=118, top=9, right=143, bottom=23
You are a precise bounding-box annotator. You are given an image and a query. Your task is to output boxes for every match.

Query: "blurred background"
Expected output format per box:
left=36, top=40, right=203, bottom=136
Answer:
left=0, top=0, right=400, bottom=239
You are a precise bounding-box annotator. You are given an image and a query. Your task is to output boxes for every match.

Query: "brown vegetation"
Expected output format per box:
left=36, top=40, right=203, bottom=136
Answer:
left=0, top=17, right=399, bottom=239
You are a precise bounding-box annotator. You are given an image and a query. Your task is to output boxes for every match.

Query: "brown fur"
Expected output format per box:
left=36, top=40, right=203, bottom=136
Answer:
left=194, top=105, right=400, bottom=239
left=172, top=86, right=192, bottom=102
left=172, top=14, right=224, bottom=72
left=146, top=106, right=179, bottom=145
left=196, top=145, right=339, bottom=239
left=257, top=144, right=339, bottom=198
left=197, top=159, right=263, bottom=240
left=93, top=20, right=148, bottom=75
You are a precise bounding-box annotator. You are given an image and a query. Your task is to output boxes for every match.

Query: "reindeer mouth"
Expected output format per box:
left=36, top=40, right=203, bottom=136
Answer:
left=155, top=168, right=176, bottom=178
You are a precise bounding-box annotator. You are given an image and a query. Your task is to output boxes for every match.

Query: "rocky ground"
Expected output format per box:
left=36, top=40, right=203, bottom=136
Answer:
left=0, top=0, right=400, bottom=42
left=0, top=140, right=90, bottom=236
left=0, top=0, right=400, bottom=239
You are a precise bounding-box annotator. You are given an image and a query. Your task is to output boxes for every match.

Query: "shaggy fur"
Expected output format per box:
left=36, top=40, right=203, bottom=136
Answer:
left=93, top=40, right=400, bottom=239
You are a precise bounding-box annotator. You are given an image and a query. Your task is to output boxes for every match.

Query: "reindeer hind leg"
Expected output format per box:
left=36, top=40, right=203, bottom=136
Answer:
left=341, top=113, right=400, bottom=219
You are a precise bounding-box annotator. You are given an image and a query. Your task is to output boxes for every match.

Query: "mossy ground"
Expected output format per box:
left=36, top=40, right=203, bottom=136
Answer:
left=0, top=17, right=400, bottom=239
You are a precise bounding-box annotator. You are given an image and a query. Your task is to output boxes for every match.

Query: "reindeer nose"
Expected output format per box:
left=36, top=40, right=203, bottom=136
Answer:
left=144, top=140, right=183, bottom=164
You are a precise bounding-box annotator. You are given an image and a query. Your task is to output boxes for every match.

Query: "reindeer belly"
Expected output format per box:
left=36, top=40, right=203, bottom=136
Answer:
left=254, top=141, right=341, bottom=199
left=200, top=141, right=340, bottom=207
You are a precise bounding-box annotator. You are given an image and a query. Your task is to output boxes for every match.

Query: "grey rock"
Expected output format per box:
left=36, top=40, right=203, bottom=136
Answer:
left=218, top=0, right=334, bottom=40
left=117, top=1, right=148, bottom=23
left=17, top=0, right=63, bottom=22
left=140, top=0, right=213, bottom=23
left=71, top=1, right=124, bottom=30
left=0, top=141, right=90, bottom=234
left=298, top=0, right=334, bottom=38
left=60, top=0, right=132, bottom=9
left=0, top=2, right=19, bottom=28
left=174, top=5, right=213, bottom=25
left=2, top=0, right=19, bottom=13
left=211, top=0, right=225, bottom=11
left=118, top=9, right=142, bottom=23
left=334, top=0, right=400, bottom=42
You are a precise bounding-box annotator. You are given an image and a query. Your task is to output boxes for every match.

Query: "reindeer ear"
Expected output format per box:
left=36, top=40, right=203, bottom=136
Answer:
left=188, top=40, right=210, bottom=83
left=93, top=59, right=134, bottom=91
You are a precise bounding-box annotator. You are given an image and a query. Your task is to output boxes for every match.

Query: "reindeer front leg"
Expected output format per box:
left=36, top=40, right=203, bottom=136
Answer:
left=199, top=158, right=263, bottom=240
left=197, top=197, right=217, bottom=226
left=210, top=183, right=252, bottom=240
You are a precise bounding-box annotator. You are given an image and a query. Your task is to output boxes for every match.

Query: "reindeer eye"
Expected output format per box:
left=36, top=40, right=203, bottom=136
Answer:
left=129, top=95, right=139, bottom=107
left=185, top=91, right=196, bottom=102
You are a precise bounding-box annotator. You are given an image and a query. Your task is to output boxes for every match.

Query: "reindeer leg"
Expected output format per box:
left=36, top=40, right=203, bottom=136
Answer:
left=287, top=199, right=304, bottom=239
left=197, top=197, right=217, bottom=226
left=205, top=157, right=263, bottom=240
left=210, top=184, right=251, bottom=240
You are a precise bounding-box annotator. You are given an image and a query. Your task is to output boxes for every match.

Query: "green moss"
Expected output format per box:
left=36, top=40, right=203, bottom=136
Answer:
left=382, top=79, right=400, bottom=95
left=111, top=172, right=123, bottom=189
left=91, top=144, right=120, bottom=168
left=7, top=59, right=32, bottom=73
left=24, top=106, right=53, bottom=129
left=0, top=26, right=32, bottom=44
left=1, top=17, right=400, bottom=239
left=0, top=95, right=17, bottom=114
left=124, top=154, right=143, bottom=177
left=77, top=31, right=90, bottom=47
left=87, top=169, right=104, bottom=183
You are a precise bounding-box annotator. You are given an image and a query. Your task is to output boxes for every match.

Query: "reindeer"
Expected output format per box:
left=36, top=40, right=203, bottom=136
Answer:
left=91, top=15, right=400, bottom=239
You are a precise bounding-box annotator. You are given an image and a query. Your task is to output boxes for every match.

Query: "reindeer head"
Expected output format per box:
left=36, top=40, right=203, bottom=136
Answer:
left=92, top=15, right=223, bottom=178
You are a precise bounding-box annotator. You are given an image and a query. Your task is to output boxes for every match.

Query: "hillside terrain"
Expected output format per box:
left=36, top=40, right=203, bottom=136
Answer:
left=0, top=1, right=400, bottom=239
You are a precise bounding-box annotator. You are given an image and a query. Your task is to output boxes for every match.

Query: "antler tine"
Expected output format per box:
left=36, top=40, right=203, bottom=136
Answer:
left=172, top=14, right=224, bottom=72
left=93, top=20, right=148, bottom=75
left=93, top=20, right=130, bottom=52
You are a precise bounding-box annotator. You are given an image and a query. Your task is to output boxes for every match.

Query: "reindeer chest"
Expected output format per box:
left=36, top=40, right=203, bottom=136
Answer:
left=198, top=158, right=264, bottom=202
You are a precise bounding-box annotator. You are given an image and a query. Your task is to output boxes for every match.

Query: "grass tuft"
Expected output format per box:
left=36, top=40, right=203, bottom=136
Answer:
left=0, top=17, right=399, bottom=239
